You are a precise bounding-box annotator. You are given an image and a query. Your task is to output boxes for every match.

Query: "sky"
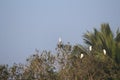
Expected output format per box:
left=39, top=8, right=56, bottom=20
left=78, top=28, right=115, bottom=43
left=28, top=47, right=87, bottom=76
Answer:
left=0, top=0, right=120, bottom=65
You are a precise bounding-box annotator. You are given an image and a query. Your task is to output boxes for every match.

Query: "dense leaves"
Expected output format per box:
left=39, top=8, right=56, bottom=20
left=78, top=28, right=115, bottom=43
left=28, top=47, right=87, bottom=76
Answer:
left=84, top=24, right=120, bottom=64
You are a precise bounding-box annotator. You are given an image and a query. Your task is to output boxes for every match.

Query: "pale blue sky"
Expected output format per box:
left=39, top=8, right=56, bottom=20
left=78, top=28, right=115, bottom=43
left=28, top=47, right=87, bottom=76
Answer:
left=0, top=0, right=120, bottom=65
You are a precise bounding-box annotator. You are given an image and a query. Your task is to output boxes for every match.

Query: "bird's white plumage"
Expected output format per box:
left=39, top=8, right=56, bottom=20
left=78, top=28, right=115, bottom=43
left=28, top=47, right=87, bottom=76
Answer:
left=103, top=49, right=106, bottom=55
left=89, top=46, right=92, bottom=51
left=58, top=37, right=62, bottom=43
left=80, top=54, right=84, bottom=59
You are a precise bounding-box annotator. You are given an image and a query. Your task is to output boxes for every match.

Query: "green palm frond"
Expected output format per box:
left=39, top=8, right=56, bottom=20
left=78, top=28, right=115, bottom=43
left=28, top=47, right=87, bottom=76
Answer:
left=83, top=23, right=120, bottom=64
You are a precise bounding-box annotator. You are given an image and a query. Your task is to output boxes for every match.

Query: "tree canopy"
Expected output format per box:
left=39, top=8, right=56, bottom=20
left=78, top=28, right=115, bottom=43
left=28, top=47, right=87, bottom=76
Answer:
left=0, top=23, right=120, bottom=80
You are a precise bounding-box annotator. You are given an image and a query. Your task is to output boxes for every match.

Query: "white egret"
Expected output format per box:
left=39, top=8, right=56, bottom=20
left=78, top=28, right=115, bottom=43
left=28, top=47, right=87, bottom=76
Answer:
left=103, top=49, right=106, bottom=55
left=80, top=54, right=84, bottom=59
left=89, top=46, right=92, bottom=51
left=58, top=37, right=62, bottom=43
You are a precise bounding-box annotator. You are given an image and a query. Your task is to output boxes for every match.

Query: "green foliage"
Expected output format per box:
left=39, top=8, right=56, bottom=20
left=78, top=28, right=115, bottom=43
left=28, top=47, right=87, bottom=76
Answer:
left=22, top=51, right=57, bottom=80
left=0, top=65, right=9, bottom=80
left=84, top=23, right=120, bottom=64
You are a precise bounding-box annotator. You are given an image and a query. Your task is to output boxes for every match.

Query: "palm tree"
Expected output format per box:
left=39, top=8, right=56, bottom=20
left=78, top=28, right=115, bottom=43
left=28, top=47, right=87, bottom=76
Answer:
left=83, top=23, right=120, bottom=64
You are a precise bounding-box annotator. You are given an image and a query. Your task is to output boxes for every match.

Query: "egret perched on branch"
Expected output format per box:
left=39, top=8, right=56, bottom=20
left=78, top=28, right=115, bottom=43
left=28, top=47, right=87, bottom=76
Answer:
left=103, top=49, right=106, bottom=55
left=89, top=46, right=92, bottom=51
left=58, top=37, right=62, bottom=43
left=80, top=53, right=84, bottom=59
left=57, top=37, right=63, bottom=48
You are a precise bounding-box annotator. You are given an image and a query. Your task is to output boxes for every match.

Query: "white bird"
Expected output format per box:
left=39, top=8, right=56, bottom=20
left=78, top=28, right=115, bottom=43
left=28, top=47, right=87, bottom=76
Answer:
left=58, top=37, right=62, bottom=43
left=103, top=49, right=106, bottom=55
left=80, top=54, right=84, bottom=59
left=89, top=46, right=92, bottom=51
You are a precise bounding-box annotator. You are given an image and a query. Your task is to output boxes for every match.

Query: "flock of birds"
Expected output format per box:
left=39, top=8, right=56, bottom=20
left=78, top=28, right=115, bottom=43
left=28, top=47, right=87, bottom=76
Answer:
left=58, top=37, right=106, bottom=59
